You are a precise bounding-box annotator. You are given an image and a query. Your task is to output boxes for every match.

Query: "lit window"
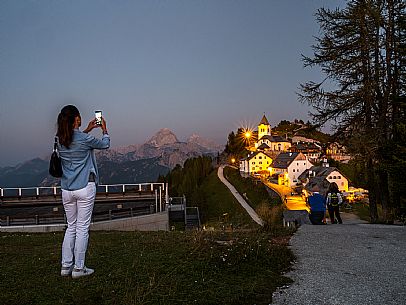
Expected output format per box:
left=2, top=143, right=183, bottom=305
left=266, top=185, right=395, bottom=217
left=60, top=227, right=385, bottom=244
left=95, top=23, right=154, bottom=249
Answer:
left=341, top=182, right=344, bottom=186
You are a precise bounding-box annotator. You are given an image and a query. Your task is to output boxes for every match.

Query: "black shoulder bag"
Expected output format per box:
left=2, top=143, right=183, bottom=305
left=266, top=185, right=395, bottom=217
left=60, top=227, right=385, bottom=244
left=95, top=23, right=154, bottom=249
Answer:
left=49, top=136, right=63, bottom=178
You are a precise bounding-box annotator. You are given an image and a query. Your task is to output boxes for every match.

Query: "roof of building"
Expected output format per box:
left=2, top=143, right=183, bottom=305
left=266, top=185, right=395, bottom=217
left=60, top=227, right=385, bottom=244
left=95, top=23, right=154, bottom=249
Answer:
left=271, top=152, right=303, bottom=169
left=304, top=177, right=331, bottom=197
left=298, top=166, right=348, bottom=181
left=259, top=135, right=290, bottom=143
left=257, top=142, right=270, bottom=150
left=240, top=151, right=271, bottom=161
left=290, top=142, right=322, bottom=152
left=259, top=114, right=270, bottom=126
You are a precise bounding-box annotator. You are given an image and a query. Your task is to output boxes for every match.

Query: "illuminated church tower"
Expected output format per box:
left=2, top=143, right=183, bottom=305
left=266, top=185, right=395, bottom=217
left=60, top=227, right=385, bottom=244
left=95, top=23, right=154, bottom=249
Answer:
left=257, top=114, right=271, bottom=140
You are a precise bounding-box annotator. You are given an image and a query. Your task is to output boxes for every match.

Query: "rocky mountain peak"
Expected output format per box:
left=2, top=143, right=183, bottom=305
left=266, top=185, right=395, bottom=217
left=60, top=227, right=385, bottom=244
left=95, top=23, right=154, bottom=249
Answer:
left=187, top=134, right=201, bottom=142
left=187, top=134, right=223, bottom=152
left=146, top=128, right=179, bottom=147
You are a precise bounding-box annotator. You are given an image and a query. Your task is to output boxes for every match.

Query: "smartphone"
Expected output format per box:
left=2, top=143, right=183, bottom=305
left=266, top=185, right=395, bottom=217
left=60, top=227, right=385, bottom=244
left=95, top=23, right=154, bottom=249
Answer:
left=95, top=110, right=102, bottom=125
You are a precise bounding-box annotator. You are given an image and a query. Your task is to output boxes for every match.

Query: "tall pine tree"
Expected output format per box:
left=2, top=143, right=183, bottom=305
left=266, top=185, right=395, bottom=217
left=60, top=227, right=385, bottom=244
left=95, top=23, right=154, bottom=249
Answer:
left=300, top=0, right=406, bottom=222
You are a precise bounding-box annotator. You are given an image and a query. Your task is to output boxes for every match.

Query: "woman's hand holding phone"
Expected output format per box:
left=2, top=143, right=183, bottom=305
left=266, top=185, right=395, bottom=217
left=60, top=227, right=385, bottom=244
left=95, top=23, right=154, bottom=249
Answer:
left=83, top=119, right=98, bottom=133
left=82, top=109, right=107, bottom=134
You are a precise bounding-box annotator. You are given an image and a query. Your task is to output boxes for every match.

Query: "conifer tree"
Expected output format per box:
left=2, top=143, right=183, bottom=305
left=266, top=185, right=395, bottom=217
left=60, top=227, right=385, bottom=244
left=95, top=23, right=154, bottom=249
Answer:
left=300, top=0, right=406, bottom=222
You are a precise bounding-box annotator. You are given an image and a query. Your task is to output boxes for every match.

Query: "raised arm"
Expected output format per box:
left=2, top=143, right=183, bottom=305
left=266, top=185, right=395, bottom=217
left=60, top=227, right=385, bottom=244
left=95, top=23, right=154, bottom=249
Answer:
left=84, top=133, right=110, bottom=149
left=83, top=117, right=110, bottom=149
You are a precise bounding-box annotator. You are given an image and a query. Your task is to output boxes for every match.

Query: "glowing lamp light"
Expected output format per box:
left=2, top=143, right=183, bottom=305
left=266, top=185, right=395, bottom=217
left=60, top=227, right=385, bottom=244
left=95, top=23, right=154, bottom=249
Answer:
left=231, top=158, right=236, bottom=164
left=245, top=131, right=251, bottom=138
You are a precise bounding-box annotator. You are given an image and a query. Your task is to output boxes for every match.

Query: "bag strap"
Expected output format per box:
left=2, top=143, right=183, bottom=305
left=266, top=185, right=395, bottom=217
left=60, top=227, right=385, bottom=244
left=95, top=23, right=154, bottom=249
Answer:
left=53, top=136, right=58, bottom=152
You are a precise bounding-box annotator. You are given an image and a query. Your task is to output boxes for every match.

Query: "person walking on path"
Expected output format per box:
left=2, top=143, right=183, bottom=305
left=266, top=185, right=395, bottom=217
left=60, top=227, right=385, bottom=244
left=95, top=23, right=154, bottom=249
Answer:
left=57, top=105, right=110, bottom=279
left=326, top=182, right=343, bottom=224
left=307, top=185, right=326, bottom=225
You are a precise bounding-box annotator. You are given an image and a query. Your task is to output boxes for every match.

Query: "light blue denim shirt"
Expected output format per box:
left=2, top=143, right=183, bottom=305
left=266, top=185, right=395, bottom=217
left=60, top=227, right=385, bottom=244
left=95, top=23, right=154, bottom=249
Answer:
left=58, top=129, right=110, bottom=191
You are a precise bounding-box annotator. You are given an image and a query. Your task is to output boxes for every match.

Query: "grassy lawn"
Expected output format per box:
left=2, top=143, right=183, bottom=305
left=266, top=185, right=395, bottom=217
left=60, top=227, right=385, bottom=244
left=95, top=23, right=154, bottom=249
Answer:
left=349, top=202, right=384, bottom=223
left=194, top=169, right=259, bottom=229
left=222, top=167, right=279, bottom=209
left=0, top=166, right=296, bottom=304
left=0, top=230, right=294, bottom=305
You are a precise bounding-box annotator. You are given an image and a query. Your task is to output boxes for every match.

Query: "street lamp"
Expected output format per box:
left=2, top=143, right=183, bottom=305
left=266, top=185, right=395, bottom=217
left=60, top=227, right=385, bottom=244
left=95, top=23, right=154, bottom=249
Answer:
left=244, top=130, right=252, bottom=149
left=245, top=131, right=251, bottom=139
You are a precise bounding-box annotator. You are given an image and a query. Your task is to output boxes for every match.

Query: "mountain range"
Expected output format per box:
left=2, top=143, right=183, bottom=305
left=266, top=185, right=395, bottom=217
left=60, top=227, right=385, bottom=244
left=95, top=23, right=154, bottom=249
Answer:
left=0, top=129, right=223, bottom=188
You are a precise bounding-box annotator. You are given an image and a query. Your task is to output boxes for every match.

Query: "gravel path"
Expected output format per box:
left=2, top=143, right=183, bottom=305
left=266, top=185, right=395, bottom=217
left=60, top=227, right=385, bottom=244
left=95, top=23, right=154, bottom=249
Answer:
left=272, top=213, right=406, bottom=305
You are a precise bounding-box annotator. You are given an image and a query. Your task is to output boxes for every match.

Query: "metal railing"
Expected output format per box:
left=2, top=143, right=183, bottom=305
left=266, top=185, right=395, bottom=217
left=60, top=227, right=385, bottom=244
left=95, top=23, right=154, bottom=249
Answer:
left=0, top=183, right=170, bottom=228
left=0, top=182, right=168, bottom=200
left=0, top=205, right=155, bottom=227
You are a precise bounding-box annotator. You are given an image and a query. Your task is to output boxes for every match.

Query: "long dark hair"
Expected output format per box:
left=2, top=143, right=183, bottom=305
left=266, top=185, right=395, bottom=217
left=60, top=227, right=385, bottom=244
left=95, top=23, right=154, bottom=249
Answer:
left=328, top=182, right=339, bottom=194
left=57, top=105, right=80, bottom=148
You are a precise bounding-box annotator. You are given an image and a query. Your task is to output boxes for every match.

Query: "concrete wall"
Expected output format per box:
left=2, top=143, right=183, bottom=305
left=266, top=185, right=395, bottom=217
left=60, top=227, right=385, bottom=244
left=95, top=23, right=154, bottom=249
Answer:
left=90, top=212, right=169, bottom=231
left=0, top=211, right=169, bottom=233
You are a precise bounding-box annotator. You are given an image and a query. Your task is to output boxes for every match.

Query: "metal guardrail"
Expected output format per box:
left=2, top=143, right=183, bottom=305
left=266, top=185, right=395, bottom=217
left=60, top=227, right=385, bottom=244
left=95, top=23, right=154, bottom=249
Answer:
left=0, top=205, right=154, bottom=227
left=0, top=183, right=167, bottom=200
left=0, top=183, right=169, bottom=227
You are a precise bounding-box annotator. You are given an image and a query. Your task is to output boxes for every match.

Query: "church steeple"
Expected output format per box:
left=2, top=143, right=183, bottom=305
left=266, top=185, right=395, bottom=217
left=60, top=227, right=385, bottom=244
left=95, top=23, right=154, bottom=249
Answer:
left=258, top=114, right=271, bottom=140
left=259, top=114, right=269, bottom=126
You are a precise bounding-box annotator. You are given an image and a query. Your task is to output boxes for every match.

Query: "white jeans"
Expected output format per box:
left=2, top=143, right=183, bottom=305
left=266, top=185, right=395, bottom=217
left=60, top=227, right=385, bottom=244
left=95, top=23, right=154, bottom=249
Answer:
left=61, top=182, right=96, bottom=269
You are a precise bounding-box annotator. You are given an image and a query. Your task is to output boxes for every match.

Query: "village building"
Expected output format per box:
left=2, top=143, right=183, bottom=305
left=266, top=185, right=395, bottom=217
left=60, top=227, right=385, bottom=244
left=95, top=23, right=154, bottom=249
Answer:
left=256, top=135, right=291, bottom=151
left=289, top=142, right=322, bottom=162
left=239, top=114, right=292, bottom=176
left=299, top=165, right=349, bottom=192
left=254, top=115, right=291, bottom=152
left=239, top=151, right=273, bottom=175
left=270, top=152, right=313, bottom=186
left=326, top=142, right=351, bottom=163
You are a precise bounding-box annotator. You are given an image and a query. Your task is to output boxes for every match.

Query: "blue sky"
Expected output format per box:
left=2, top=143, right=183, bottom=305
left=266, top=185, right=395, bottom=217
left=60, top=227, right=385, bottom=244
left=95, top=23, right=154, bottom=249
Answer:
left=0, top=0, right=345, bottom=167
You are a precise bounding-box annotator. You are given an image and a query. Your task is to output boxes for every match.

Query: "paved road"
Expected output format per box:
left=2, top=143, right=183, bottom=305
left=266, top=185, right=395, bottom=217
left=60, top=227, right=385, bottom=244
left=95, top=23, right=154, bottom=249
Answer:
left=217, top=166, right=264, bottom=226
left=272, top=213, right=406, bottom=305
left=262, top=180, right=310, bottom=212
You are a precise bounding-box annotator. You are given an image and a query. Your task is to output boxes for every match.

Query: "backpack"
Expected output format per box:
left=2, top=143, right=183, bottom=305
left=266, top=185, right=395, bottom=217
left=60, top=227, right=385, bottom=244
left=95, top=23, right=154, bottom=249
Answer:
left=330, top=193, right=339, bottom=207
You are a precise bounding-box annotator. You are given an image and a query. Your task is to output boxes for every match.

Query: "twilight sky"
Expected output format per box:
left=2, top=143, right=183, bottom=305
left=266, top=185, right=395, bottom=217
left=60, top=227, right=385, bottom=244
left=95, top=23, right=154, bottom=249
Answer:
left=0, top=0, right=345, bottom=167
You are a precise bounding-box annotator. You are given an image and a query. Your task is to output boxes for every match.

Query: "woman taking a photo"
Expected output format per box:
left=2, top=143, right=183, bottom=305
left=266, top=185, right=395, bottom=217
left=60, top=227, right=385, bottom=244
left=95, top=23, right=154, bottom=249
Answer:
left=57, top=105, right=110, bottom=279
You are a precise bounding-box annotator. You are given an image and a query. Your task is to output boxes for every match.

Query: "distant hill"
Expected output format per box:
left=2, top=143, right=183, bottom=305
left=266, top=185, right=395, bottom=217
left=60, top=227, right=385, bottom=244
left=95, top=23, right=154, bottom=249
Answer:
left=97, top=158, right=170, bottom=185
left=0, top=129, right=222, bottom=188
left=0, top=158, right=49, bottom=188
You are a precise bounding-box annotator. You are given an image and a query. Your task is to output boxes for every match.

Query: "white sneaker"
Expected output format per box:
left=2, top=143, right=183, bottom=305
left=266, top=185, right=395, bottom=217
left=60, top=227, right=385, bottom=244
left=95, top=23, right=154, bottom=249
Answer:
left=61, top=265, right=74, bottom=277
left=72, top=266, right=94, bottom=279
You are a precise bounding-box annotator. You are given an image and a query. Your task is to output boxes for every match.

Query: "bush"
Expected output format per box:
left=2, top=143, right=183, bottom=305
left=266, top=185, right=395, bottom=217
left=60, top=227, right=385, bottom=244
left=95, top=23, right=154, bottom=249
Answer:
left=256, top=203, right=290, bottom=234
